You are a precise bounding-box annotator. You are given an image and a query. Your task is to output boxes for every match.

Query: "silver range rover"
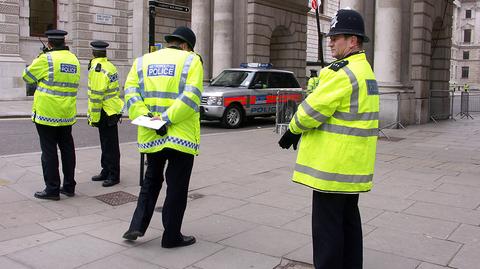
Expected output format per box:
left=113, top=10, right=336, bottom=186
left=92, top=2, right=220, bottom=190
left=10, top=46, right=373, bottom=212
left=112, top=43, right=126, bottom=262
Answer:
left=200, top=67, right=304, bottom=128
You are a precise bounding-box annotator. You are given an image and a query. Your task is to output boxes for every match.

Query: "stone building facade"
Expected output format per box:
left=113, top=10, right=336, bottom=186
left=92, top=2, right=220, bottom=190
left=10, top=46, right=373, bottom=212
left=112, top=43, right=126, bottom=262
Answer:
left=0, top=0, right=457, bottom=125
left=450, top=0, right=480, bottom=90
left=0, top=0, right=308, bottom=100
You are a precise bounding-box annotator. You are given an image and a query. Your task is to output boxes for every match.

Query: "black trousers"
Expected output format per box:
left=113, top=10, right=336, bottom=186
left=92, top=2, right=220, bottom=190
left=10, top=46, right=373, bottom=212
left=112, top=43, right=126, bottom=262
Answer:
left=97, top=110, right=121, bottom=181
left=128, top=148, right=194, bottom=244
left=35, top=123, right=76, bottom=194
left=312, top=191, right=363, bottom=269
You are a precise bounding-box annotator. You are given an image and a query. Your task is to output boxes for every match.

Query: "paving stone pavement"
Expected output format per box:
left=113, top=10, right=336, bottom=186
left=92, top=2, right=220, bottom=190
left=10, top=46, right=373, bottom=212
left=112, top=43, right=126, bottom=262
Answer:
left=1, top=100, right=480, bottom=268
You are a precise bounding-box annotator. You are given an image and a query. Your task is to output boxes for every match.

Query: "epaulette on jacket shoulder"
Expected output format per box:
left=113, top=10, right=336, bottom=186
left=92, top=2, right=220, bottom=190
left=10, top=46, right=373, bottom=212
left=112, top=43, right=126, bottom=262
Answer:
left=95, top=63, right=102, bottom=72
left=328, top=60, right=349, bottom=72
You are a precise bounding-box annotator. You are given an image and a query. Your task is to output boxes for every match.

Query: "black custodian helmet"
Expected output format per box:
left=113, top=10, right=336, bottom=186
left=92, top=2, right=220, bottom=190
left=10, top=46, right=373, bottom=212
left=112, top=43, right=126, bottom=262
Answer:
left=165, top=26, right=196, bottom=50
left=326, top=9, right=369, bottom=42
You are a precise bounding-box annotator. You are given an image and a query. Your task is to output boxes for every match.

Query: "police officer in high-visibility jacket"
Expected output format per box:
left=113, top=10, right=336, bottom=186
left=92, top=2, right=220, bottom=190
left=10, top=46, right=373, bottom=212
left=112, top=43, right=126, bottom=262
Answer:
left=87, top=40, right=124, bottom=187
left=122, top=26, right=203, bottom=248
left=279, top=9, right=379, bottom=268
left=306, top=69, right=319, bottom=95
left=22, top=30, right=80, bottom=200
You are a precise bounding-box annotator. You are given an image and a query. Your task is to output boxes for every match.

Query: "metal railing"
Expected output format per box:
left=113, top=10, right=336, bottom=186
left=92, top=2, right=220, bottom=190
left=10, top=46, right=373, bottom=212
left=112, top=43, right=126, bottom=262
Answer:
left=274, top=89, right=304, bottom=135
left=430, top=90, right=455, bottom=123
left=378, top=91, right=405, bottom=140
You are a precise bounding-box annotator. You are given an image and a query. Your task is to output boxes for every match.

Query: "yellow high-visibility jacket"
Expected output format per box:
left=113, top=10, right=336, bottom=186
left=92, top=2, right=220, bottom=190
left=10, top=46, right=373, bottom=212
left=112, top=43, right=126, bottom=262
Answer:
left=87, top=57, right=124, bottom=125
left=289, top=52, right=379, bottom=193
left=124, top=47, right=203, bottom=155
left=22, top=49, right=80, bottom=126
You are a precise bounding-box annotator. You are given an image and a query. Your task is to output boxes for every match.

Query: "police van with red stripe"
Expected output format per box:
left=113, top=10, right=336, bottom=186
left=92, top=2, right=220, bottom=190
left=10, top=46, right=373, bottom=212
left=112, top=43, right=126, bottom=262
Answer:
left=200, top=63, right=304, bottom=128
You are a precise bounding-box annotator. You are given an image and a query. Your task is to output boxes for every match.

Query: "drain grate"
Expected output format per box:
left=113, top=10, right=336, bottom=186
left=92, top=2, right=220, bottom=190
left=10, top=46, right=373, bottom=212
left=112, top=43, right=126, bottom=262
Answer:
left=188, top=193, right=204, bottom=200
left=275, top=259, right=313, bottom=269
left=95, top=191, right=138, bottom=206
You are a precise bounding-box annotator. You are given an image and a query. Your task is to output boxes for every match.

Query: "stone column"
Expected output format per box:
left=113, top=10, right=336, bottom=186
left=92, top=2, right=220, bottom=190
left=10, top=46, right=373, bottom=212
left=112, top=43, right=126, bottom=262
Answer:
left=191, top=0, right=212, bottom=80
left=339, top=0, right=364, bottom=12
left=132, top=0, right=148, bottom=58
left=0, top=0, right=26, bottom=100
left=212, top=0, right=234, bottom=77
left=374, top=0, right=402, bottom=84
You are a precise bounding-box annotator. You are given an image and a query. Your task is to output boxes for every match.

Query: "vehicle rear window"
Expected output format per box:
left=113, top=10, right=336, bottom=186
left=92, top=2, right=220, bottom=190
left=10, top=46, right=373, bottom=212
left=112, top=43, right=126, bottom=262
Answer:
left=268, top=72, right=300, bottom=88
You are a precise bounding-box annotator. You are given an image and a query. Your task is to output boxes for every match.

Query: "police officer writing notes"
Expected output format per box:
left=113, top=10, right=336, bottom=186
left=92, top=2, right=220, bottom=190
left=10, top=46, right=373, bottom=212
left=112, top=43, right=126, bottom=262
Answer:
left=87, top=40, right=124, bottom=187
left=279, top=9, right=379, bottom=269
left=122, top=26, right=203, bottom=248
left=22, top=30, right=80, bottom=200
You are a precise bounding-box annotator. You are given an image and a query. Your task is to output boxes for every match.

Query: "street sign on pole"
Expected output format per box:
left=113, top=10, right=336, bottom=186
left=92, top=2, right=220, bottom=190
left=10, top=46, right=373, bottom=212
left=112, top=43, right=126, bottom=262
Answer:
left=149, top=1, right=190, bottom=13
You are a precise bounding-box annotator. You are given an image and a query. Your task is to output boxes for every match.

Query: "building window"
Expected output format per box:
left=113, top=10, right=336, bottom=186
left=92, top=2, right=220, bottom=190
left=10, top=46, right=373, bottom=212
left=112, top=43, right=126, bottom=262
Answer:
left=464, top=29, right=471, bottom=43
left=463, top=51, right=470, bottom=59
left=466, top=10, right=472, bottom=19
left=30, top=0, right=57, bottom=36
left=462, top=66, right=469, bottom=78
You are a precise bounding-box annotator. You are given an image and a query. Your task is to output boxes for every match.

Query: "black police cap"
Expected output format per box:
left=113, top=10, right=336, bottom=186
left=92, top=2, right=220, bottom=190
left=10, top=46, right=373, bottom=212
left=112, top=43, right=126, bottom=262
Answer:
left=90, top=40, right=109, bottom=51
left=45, top=29, right=68, bottom=40
left=165, top=26, right=196, bottom=50
left=326, top=9, right=369, bottom=42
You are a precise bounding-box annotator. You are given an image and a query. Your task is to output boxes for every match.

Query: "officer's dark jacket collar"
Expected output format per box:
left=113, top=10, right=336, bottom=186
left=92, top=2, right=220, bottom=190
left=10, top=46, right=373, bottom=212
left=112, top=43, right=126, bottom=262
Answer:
left=45, top=46, right=70, bottom=52
left=337, top=50, right=364, bottom=61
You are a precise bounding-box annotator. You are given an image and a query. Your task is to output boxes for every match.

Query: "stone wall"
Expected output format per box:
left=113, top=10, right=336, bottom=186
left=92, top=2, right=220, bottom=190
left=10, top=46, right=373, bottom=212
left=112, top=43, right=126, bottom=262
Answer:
left=0, top=0, right=26, bottom=100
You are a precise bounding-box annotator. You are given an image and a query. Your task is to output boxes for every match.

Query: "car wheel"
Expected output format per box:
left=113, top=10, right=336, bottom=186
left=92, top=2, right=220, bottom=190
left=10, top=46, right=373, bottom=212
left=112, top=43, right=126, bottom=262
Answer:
left=221, top=105, right=244, bottom=128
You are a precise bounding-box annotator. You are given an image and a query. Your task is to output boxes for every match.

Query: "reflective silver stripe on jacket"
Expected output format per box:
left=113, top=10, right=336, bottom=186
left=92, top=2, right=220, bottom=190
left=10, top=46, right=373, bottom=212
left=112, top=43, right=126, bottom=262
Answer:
left=301, top=101, right=329, bottom=123
left=179, top=94, right=199, bottom=112
left=137, top=56, right=145, bottom=97
left=317, top=123, right=378, bottom=137
left=46, top=53, right=54, bottom=81
left=124, top=87, right=139, bottom=95
left=138, top=136, right=199, bottom=151
left=333, top=111, right=379, bottom=121
left=41, top=79, right=79, bottom=88
left=126, top=95, right=143, bottom=109
left=88, top=88, right=104, bottom=96
left=90, top=108, right=102, bottom=113
left=37, top=86, right=77, bottom=97
left=89, top=98, right=102, bottom=104
left=294, top=113, right=309, bottom=131
left=295, top=163, right=373, bottom=183
left=178, top=54, right=195, bottom=95
left=148, top=105, right=168, bottom=113
left=103, top=95, right=116, bottom=101
left=343, top=66, right=359, bottom=113
left=184, top=85, right=202, bottom=99
left=143, top=91, right=178, bottom=99
left=161, top=111, right=170, bottom=124
left=105, top=87, right=119, bottom=94
left=24, top=68, right=38, bottom=82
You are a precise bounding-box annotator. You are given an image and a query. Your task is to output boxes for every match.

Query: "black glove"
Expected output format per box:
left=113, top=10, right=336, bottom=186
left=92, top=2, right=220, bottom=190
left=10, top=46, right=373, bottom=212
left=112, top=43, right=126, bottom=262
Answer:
left=278, top=129, right=301, bottom=150
left=156, top=125, right=167, bottom=136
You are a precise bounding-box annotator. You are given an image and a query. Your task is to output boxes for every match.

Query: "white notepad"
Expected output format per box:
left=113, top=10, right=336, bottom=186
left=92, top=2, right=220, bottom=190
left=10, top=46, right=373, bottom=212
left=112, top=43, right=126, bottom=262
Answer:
left=131, top=115, right=166, bottom=130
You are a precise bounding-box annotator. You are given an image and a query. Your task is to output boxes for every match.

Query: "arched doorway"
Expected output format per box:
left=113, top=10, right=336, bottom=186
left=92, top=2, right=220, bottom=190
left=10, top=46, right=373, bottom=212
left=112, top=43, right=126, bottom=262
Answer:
left=270, top=26, right=294, bottom=72
left=429, top=8, right=453, bottom=120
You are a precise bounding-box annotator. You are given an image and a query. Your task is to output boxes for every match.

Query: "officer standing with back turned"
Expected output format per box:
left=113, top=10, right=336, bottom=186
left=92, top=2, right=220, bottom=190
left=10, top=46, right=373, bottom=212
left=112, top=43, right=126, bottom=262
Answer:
left=307, top=69, right=319, bottom=95
left=122, top=26, right=203, bottom=248
left=279, top=9, right=379, bottom=269
left=22, top=30, right=80, bottom=200
left=87, top=40, right=124, bottom=187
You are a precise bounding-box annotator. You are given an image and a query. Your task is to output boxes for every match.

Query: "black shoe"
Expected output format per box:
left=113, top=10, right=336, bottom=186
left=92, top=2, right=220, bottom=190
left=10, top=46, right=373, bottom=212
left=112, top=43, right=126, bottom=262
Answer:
left=60, top=188, right=75, bottom=197
left=122, top=230, right=144, bottom=241
left=91, top=174, right=106, bottom=181
left=102, top=179, right=119, bottom=187
left=34, top=190, right=60, bottom=201
left=161, top=235, right=196, bottom=248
